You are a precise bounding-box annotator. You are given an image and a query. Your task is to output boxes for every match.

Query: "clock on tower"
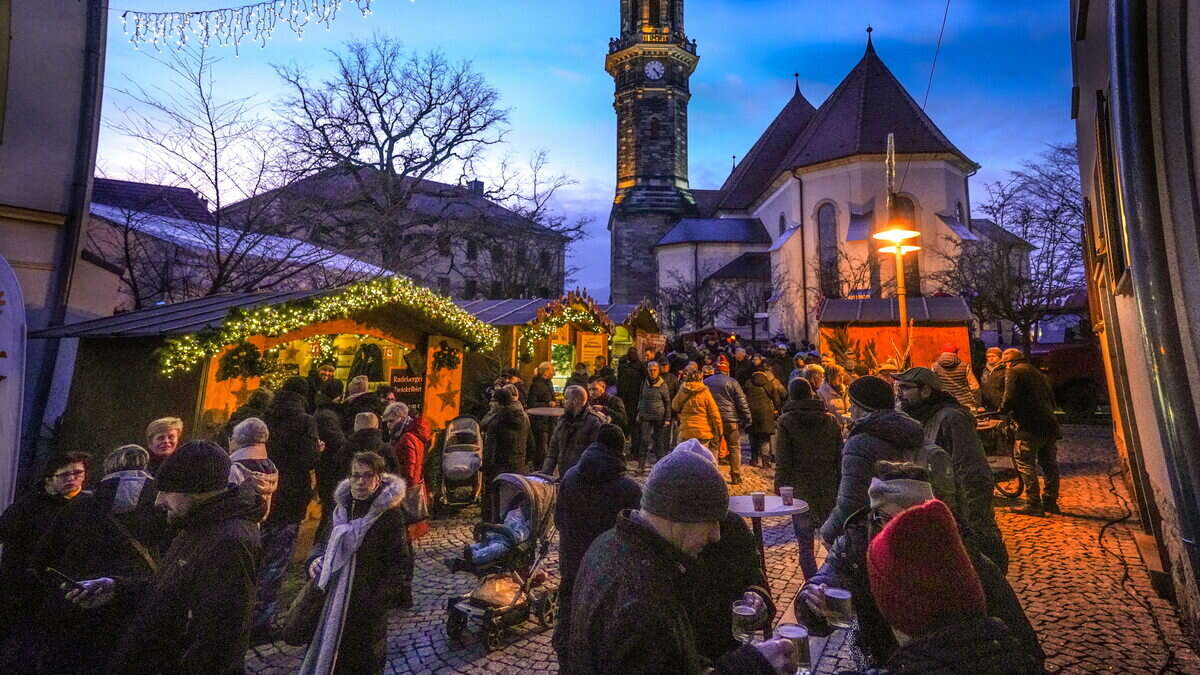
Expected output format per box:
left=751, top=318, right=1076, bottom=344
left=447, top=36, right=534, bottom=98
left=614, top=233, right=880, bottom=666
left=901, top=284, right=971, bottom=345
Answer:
left=605, top=0, right=699, bottom=304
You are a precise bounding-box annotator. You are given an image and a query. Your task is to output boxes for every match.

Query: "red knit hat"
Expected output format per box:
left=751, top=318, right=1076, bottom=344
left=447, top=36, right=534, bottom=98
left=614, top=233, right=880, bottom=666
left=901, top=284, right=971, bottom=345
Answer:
left=867, top=500, right=986, bottom=638
left=717, top=355, right=731, bottom=373
left=940, top=343, right=959, bottom=354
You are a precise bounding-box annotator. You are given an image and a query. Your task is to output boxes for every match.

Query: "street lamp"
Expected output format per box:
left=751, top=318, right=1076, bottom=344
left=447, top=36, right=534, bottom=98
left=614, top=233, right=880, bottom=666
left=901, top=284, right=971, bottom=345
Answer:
left=873, top=226, right=922, bottom=346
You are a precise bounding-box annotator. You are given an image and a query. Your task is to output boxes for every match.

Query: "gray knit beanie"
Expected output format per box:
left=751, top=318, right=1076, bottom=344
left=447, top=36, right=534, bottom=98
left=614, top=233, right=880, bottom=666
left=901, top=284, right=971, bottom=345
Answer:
left=231, top=417, right=269, bottom=447
left=641, top=439, right=729, bottom=523
left=868, top=477, right=935, bottom=512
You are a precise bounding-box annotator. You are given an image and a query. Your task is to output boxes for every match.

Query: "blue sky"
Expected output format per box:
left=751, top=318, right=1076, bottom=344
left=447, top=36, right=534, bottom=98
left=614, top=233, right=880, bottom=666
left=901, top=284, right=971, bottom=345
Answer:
left=99, top=0, right=1076, bottom=300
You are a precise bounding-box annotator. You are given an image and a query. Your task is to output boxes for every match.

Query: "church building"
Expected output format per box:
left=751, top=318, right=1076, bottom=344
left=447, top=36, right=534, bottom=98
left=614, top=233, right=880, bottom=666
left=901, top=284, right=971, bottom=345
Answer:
left=606, top=2, right=1021, bottom=344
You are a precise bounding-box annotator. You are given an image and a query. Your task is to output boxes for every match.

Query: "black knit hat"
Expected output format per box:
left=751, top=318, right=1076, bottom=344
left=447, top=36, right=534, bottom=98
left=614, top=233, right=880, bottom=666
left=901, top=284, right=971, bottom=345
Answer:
left=155, top=440, right=230, bottom=494
left=788, top=377, right=814, bottom=400
left=281, top=376, right=311, bottom=398
left=597, top=423, right=625, bottom=452
left=849, top=376, right=895, bottom=412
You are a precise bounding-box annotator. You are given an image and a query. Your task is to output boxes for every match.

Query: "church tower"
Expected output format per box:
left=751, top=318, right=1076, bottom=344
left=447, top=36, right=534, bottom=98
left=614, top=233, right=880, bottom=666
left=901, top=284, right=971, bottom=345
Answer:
left=606, top=0, right=699, bottom=304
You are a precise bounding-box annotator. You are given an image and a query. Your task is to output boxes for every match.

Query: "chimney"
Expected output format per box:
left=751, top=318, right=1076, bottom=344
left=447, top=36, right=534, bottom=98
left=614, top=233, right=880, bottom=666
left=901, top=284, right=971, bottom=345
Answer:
left=468, top=179, right=484, bottom=195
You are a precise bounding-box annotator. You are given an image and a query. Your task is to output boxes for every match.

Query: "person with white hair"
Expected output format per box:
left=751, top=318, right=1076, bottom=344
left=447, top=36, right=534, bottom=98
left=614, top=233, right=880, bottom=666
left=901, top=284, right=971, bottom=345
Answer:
left=228, top=417, right=280, bottom=522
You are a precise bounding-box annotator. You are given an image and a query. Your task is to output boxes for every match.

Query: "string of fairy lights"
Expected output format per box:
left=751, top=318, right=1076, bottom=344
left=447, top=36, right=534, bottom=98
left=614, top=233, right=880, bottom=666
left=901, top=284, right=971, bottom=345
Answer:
left=516, top=293, right=616, bottom=362
left=157, top=277, right=499, bottom=377
left=119, top=0, right=390, bottom=52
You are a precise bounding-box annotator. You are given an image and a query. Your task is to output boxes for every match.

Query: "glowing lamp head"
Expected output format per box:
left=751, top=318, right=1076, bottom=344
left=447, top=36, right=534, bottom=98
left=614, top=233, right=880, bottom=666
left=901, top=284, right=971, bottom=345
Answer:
left=878, top=244, right=921, bottom=255
left=873, top=227, right=921, bottom=244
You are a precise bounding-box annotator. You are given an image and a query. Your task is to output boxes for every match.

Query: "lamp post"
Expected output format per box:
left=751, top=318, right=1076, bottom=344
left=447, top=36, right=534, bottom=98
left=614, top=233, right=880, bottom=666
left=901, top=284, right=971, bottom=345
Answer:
left=873, top=227, right=921, bottom=346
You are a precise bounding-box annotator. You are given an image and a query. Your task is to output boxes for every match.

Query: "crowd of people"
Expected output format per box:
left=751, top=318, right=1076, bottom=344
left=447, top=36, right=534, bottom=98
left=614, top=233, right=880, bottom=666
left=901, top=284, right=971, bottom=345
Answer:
left=0, top=335, right=1062, bottom=674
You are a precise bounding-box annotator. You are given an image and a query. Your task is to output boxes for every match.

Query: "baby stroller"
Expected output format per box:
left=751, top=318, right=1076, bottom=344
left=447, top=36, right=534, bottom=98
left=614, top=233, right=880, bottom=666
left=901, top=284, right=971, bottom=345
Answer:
left=444, top=472, right=559, bottom=651
left=977, top=411, right=1024, bottom=499
left=436, top=416, right=484, bottom=513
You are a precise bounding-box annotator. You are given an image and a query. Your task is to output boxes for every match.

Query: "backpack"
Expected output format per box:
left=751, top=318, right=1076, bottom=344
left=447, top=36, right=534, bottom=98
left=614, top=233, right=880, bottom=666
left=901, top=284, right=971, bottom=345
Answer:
left=902, top=441, right=958, bottom=513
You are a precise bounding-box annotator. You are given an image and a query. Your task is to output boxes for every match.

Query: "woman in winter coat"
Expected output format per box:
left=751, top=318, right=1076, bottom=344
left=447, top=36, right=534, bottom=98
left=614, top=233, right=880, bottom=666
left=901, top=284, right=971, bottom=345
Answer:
left=302, top=452, right=408, bottom=675
left=773, top=378, right=842, bottom=579
left=391, top=416, right=431, bottom=543
left=672, top=370, right=723, bottom=452
left=483, top=389, right=531, bottom=520
left=743, top=367, right=786, bottom=467
left=526, top=362, right=557, bottom=469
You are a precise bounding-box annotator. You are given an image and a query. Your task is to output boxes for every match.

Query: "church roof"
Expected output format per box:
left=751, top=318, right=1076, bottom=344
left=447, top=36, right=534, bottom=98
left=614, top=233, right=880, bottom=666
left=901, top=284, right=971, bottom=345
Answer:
left=970, top=218, right=1034, bottom=249
left=716, top=88, right=818, bottom=211
left=705, top=252, right=771, bottom=282
left=781, top=40, right=973, bottom=171
left=691, top=189, right=724, bottom=217
left=655, top=218, right=771, bottom=247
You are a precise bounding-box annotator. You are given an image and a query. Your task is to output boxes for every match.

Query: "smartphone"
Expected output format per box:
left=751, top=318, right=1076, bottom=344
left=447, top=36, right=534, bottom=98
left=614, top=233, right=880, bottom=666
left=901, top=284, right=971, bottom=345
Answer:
left=45, top=567, right=85, bottom=591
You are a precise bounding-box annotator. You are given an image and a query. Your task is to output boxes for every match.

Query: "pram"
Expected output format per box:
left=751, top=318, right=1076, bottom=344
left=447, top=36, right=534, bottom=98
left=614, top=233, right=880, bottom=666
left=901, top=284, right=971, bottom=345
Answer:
left=976, top=411, right=1024, bottom=499
left=436, top=416, right=484, bottom=513
left=444, top=472, right=558, bottom=651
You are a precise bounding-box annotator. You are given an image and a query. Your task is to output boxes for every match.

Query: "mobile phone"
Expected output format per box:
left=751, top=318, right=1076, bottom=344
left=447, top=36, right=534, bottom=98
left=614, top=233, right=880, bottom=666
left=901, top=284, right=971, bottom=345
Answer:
left=45, top=567, right=84, bottom=590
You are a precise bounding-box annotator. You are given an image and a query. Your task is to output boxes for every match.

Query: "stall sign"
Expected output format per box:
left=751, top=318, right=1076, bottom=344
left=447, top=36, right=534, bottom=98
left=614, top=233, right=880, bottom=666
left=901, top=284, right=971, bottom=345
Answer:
left=578, top=332, right=607, bottom=367
left=391, top=370, right=425, bottom=415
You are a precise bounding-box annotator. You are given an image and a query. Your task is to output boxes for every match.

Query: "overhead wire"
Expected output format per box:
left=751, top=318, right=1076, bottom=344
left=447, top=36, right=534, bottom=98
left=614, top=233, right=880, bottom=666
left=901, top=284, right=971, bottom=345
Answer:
left=897, top=0, right=952, bottom=196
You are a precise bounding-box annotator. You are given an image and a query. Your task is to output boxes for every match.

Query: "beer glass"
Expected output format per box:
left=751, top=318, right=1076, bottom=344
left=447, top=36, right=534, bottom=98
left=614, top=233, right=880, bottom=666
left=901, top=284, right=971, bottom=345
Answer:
left=731, top=599, right=760, bottom=644
left=774, top=622, right=812, bottom=675
left=825, top=587, right=855, bottom=628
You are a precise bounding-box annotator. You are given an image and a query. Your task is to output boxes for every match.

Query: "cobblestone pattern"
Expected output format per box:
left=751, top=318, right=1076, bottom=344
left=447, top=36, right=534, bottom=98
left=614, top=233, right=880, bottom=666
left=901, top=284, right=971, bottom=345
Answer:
left=246, top=426, right=1199, bottom=674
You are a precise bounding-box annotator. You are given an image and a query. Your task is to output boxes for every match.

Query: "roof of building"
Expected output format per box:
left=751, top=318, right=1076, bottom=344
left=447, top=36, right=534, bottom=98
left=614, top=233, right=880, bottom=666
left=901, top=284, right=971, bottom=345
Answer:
left=938, top=214, right=980, bottom=241
left=846, top=210, right=875, bottom=242
left=92, top=178, right=216, bottom=224
left=454, top=298, right=651, bottom=327
left=716, top=88, right=818, bottom=211
left=655, top=218, right=771, bottom=247
left=819, top=295, right=973, bottom=324
left=705, top=252, right=771, bottom=282
left=969, top=218, right=1035, bottom=249
left=691, top=189, right=724, bottom=218
left=781, top=40, right=973, bottom=171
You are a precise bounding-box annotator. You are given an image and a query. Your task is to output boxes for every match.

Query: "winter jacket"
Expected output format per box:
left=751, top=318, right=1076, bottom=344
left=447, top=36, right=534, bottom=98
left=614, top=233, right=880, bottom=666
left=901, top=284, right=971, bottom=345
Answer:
left=686, top=512, right=766, bottom=663
left=673, top=381, right=724, bottom=442
left=980, top=363, right=1007, bottom=411
left=732, top=357, right=756, bottom=386
left=112, top=483, right=262, bottom=675
left=855, top=616, right=1040, bottom=675
left=305, top=477, right=408, bottom=675
left=662, top=371, right=682, bottom=405
left=528, top=375, right=557, bottom=433
left=567, top=511, right=775, bottom=675
left=744, top=371, right=786, bottom=435
left=818, top=382, right=850, bottom=422
left=228, top=443, right=280, bottom=522
left=820, top=410, right=926, bottom=545
left=542, top=407, right=605, bottom=476
left=392, top=417, right=432, bottom=540
left=798, top=509, right=1044, bottom=671
left=1001, top=357, right=1061, bottom=441
left=567, top=371, right=591, bottom=389
left=637, top=376, right=673, bottom=422
left=590, top=392, right=628, bottom=431
left=932, top=352, right=980, bottom=410
left=0, top=488, right=76, bottom=633
left=616, top=355, right=645, bottom=411
left=484, top=401, right=530, bottom=475
left=769, top=355, right=793, bottom=388
left=704, top=373, right=752, bottom=427
left=347, top=428, right=387, bottom=463
left=315, top=410, right=349, bottom=512
left=774, top=398, right=842, bottom=523
left=339, top=392, right=383, bottom=434
left=265, top=390, right=321, bottom=525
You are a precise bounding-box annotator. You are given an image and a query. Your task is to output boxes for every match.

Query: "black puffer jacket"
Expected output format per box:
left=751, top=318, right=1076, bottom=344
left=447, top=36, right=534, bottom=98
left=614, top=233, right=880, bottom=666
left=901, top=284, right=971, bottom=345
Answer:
left=616, top=355, right=644, bottom=412
left=567, top=511, right=774, bottom=675
left=744, top=371, right=786, bottom=435
left=484, top=401, right=530, bottom=475
left=0, top=488, right=75, bottom=633
left=820, top=410, right=925, bottom=545
left=541, top=407, right=605, bottom=476
left=857, top=616, right=1040, bottom=675
left=1001, top=357, right=1060, bottom=441
left=264, top=390, right=320, bottom=525
left=686, top=512, right=766, bottom=663
left=112, top=484, right=262, bottom=675
left=314, top=410, right=348, bottom=517
left=590, top=392, right=628, bottom=431
left=774, top=398, right=842, bottom=523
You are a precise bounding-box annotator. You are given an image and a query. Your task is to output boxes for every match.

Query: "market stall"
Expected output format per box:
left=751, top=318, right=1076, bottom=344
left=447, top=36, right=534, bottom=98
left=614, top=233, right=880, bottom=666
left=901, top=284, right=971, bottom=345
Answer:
left=33, top=277, right=499, bottom=458
left=817, top=296, right=974, bottom=371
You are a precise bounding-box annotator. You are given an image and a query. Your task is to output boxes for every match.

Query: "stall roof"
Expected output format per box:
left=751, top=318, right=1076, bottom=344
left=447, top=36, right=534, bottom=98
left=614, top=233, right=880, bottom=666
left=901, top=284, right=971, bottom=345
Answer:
left=455, top=298, right=653, bottom=327
left=819, top=296, right=973, bottom=324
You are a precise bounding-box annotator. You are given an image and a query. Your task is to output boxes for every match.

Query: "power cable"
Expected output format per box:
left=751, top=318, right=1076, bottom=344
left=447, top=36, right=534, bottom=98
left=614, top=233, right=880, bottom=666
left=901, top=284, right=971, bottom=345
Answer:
left=897, top=0, right=951, bottom=196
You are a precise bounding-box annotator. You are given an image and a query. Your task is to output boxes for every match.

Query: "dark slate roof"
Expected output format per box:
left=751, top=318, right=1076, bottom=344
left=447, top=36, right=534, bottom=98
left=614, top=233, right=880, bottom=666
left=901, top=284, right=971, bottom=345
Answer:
left=819, top=296, right=973, bottom=324
left=782, top=40, right=973, bottom=170
left=969, top=218, right=1034, bottom=249
left=691, top=189, right=724, bottom=218
left=92, top=178, right=215, bottom=224
left=655, top=218, right=771, bottom=247
left=454, top=299, right=653, bottom=327
left=716, top=88, right=818, bottom=211
left=706, top=252, right=771, bottom=282
left=846, top=210, right=875, bottom=241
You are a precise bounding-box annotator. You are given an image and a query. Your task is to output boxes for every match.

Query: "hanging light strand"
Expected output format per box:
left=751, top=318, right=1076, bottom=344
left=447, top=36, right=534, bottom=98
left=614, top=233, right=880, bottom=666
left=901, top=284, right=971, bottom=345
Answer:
left=121, top=0, right=379, bottom=53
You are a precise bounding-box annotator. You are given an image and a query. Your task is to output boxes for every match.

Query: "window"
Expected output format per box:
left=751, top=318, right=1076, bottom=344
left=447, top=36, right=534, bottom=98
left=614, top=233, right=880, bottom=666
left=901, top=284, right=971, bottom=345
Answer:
left=818, top=203, right=840, bottom=297
left=956, top=202, right=967, bottom=229
left=539, top=250, right=552, bottom=268
left=1094, top=91, right=1130, bottom=291
left=892, top=196, right=921, bottom=296
left=438, top=277, right=450, bottom=294
left=464, top=279, right=477, bottom=298
left=466, top=239, right=478, bottom=261
left=778, top=213, right=787, bottom=236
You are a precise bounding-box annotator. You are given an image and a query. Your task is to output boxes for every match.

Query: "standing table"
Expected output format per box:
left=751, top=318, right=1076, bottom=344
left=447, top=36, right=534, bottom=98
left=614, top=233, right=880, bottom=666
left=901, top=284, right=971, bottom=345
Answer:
left=729, top=494, right=809, bottom=582
left=525, top=407, right=564, bottom=418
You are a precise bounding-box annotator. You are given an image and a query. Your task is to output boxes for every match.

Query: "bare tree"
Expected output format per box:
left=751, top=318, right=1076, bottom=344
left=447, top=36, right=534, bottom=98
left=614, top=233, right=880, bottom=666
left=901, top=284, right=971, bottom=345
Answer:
left=102, top=47, right=364, bottom=305
left=657, top=268, right=728, bottom=335
left=930, top=143, right=1086, bottom=351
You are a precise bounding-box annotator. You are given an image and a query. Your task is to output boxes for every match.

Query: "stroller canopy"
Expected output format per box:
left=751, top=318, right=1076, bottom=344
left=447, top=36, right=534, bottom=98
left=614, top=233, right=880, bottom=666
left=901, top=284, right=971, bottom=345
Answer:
left=490, top=473, right=557, bottom=544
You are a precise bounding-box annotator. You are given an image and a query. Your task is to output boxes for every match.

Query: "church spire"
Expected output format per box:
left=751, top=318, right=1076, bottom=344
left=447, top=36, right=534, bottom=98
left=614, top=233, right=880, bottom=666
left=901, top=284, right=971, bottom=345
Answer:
left=866, top=25, right=875, bottom=52
left=794, top=72, right=801, bottom=95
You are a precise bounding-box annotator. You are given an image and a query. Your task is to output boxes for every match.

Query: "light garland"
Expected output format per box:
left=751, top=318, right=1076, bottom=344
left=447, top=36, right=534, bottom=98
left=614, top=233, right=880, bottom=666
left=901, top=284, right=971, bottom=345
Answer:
left=517, top=291, right=615, bottom=362
left=121, top=0, right=381, bottom=53
left=157, top=276, right=499, bottom=377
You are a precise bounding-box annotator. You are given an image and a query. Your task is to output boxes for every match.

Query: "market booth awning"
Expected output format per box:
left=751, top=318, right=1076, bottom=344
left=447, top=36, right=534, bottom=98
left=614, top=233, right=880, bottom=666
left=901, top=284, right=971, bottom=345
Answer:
left=32, top=277, right=498, bottom=459
left=817, top=296, right=974, bottom=369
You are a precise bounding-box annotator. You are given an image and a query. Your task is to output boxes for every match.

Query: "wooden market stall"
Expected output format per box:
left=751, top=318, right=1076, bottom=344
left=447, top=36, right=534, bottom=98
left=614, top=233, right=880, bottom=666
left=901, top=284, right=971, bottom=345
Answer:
left=817, top=296, right=974, bottom=371
left=33, top=278, right=499, bottom=459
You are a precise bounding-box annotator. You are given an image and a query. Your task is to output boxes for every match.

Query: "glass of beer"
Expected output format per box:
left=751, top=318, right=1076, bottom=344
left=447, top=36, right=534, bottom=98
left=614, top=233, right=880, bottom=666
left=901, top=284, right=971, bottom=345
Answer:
left=751, top=491, right=766, bottom=511
left=779, top=486, right=794, bottom=505
left=774, top=622, right=812, bottom=675
left=731, top=599, right=761, bottom=644
left=825, top=587, right=855, bottom=629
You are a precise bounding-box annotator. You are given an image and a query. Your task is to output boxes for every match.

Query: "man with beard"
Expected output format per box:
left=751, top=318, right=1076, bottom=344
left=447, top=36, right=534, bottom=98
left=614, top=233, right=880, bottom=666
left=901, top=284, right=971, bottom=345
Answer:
left=541, top=386, right=606, bottom=476
left=893, top=367, right=1008, bottom=572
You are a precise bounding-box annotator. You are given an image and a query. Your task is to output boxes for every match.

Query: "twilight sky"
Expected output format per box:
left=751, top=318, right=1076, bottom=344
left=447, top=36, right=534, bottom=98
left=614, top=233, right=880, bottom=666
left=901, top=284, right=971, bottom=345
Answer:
left=98, top=0, right=1076, bottom=301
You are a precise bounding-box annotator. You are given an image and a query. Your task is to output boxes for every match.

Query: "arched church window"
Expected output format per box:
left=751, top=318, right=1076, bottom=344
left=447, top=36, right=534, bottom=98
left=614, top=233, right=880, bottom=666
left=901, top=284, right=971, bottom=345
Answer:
left=778, top=213, right=787, bottom=236
left=893, top=196, right=921, bottom=296
left=818, top=203, right=840, bottom=297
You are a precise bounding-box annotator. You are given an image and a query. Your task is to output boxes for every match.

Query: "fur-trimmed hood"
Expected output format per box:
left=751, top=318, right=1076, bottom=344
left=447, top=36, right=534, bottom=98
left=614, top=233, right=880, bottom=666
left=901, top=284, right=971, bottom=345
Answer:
left=333, top=472, right=406, bottom=514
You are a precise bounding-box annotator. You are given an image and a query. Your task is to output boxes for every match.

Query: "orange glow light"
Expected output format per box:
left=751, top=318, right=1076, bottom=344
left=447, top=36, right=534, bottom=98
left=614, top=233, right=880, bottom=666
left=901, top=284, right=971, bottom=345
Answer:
left=878, top=245, right=921, bottom=255
left=873, top=228, right=921, bottom=244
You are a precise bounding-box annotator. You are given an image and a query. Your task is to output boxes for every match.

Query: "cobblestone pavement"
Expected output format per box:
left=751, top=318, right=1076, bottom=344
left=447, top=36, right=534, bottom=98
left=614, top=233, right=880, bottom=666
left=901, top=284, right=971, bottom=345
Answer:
left=246, top=425, right=1200, bottom=674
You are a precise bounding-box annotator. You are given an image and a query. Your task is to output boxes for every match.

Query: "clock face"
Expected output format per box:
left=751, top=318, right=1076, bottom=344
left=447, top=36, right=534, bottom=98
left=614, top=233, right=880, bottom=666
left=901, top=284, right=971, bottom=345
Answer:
left=644, top=60, right=666, bottom=81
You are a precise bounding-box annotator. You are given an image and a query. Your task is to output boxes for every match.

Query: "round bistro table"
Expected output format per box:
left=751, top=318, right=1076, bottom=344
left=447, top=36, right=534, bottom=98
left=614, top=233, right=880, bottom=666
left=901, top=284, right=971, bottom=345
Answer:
left=525, top=407, right=564, bottom=418
left=729, top=494, right=809, bottom=582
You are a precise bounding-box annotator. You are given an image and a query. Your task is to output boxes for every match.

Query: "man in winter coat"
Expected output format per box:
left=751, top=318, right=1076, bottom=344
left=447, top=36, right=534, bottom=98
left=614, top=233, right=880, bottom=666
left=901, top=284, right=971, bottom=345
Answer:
left=980, top=347, right=1006, bottom=411
left=227, top=417, right=280, bottom=522
left=527, top=362, right=558, bottom=469
left=0, top=451, right=89, bottom=647
left=744, top=366, right=786, bottom=467
left=796, top=464, right=1042, bottom=671
left=314, top=409, right=348, bottom=543
left=483, top=389, right=530, bottom=521
left=617, top=347, right=645, bottom=453
left=144, top=417, right=183, bottom=475
left=686, top=504, right=768, bottom=663
left=541, top=386, right=605, bottom=476
left=774, top=378, right=842, bottom=579
left=567, top=362, right=591, bottom=389
left=637, top=361, right=674, bottom=473
left=31, top=445, right=170, bottom=675
left=1001, top=348, right=1063, bottom=516
left=705, top=356, right=752, bottom=485
left=820, top=377, right=926, bottom=545
left=552, top=425, right=642, bottom=667
left=254, top=386, right=322, bottom=642
left=70, top=441, right=263, bottom=675
left=930, top=344, right=980, bottom=410
left=587, top=377, right=628, bottom=432
left=567, top=442, right=797, bottom=675
left=731, top=347, right=755, bottom=385
left=893, top=367, right=1007, bottom=572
